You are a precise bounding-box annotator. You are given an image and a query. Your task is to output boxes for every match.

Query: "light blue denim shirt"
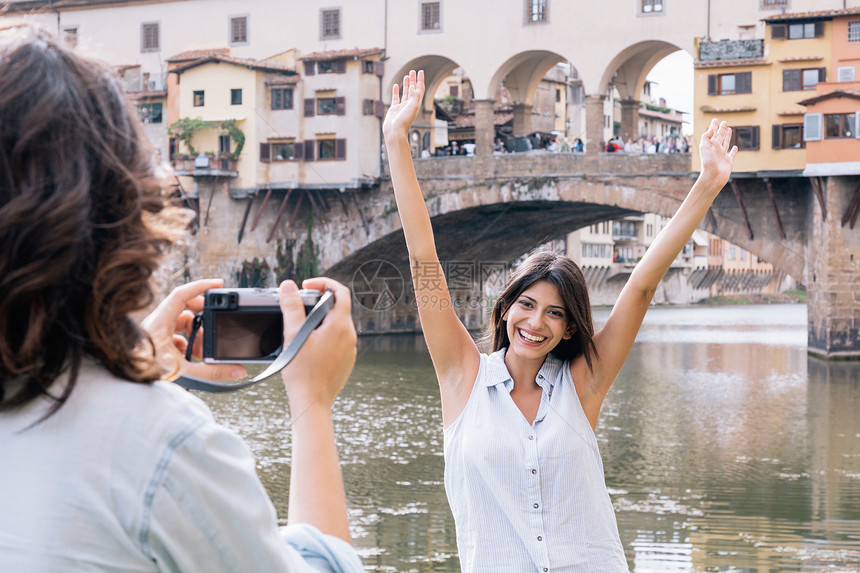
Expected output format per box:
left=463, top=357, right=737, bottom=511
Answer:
left=444, top=349, right=629, bottom=573
left=0, top=360, right=362, bottom=573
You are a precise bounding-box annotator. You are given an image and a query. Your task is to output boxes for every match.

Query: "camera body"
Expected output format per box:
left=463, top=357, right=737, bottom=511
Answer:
left=202, top=288, right=321, bottom=363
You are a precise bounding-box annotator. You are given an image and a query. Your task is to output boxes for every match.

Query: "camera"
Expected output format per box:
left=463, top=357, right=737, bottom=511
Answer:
left=202, top=288, right=321, bottom=363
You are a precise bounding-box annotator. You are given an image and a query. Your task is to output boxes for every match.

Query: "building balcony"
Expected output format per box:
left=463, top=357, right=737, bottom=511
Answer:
left=612, top=233, right=638, bottom=242
left=172, top=153, right=238, bottom=177
left=698, top=39, right=764, bottom=63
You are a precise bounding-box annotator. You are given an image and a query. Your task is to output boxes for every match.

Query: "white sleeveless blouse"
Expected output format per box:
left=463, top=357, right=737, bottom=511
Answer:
left=443, top=349, right=629, bottom=573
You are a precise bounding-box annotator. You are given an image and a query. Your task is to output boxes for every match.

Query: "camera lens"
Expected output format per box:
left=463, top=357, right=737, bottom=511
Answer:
left=212, top=294, right=226, bottom=308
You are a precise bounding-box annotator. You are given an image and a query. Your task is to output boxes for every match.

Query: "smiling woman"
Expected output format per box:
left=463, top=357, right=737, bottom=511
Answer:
left=383, top=69, right=738, bottom=572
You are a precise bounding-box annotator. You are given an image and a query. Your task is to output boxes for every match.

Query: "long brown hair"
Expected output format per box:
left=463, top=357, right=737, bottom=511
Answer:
left=0, top=24, right=170, bottom=418
left=486, top=251, right=598, bottom=370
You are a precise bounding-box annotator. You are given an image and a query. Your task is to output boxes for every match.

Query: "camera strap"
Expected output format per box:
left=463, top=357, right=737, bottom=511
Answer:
left=171, top=290, right=335, bottom=393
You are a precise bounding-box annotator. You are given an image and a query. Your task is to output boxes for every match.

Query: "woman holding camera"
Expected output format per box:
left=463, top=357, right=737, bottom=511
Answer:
left=0, top=24, right=361, bottom=572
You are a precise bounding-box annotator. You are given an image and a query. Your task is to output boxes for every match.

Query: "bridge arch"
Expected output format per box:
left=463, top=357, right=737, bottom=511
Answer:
left=388, top=55, right=465, bottom=113
left=487, top=50, right=572, bottom=107
left=599, top=40, right=685, bottom=98
left=597, top=40, right=689, bottom=141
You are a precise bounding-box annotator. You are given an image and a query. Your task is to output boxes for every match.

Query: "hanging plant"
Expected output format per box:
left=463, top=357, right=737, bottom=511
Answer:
left=221, top=119, right=245, bottom=159
left=168, top=117, right=214, bottom=155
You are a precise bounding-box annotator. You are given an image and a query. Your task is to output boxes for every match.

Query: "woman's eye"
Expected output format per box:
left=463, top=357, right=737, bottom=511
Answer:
left=550, top=310, right=564, bottom=318
left=519, top=300, right=532, bottom=308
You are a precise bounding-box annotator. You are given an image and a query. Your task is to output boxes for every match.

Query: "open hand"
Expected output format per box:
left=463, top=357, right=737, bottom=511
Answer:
left=383, top=70, right=425, bottom=142
left=698, top=118, right=738, bottom=191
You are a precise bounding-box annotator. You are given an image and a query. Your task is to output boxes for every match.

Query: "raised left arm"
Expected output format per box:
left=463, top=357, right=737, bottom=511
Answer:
left=585, top=119, right=737, bottom=401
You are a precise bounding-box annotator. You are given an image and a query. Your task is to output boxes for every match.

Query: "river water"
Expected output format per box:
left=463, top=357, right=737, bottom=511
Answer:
left=201, top=304, right=860, bottom=572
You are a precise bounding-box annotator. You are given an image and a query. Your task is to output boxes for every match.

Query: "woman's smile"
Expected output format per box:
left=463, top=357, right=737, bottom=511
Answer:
left=516, top=328, right=547, bottom=345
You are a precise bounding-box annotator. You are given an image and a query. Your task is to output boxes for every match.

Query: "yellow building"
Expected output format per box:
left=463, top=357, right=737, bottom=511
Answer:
left=170, top=52, right=298, bottom=190
left=168, top=47, right=384, bottom=194
left=693, top=8, right=859, bottom=175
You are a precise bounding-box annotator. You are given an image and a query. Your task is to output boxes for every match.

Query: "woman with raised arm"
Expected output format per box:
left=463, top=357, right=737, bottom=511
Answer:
left=383, top=70, right=737, bottom=573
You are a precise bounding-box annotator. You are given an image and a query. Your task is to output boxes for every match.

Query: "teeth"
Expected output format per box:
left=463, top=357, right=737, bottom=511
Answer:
left=519, top=330, right=545, bottom=343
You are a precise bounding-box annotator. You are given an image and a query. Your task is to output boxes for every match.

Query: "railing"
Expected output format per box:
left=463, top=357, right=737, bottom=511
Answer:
left=400, top=151, right=692, bottom=180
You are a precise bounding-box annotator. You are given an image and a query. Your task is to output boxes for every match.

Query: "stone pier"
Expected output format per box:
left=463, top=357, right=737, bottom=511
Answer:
left=585, top=94, right=606, bottom=155
left=806, top=175, right=860, bottom=359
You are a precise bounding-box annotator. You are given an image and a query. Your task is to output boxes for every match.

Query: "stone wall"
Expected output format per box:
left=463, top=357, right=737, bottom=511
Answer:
left=807, top=176, right=860, bottom=358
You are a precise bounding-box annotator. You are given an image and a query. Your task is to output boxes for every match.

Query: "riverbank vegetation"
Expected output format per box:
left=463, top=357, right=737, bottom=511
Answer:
left=695, top=290, right=807, bottom=305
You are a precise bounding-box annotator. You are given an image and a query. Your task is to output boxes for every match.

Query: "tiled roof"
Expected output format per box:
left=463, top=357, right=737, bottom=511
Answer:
left=694, top=58, right=770, bottom=69
left=166, top=48, right=229, bottom=63
left=3, top=0, right=137, bottom=12
left=777, top=56, right=824, bottom=63
left=300, top=48, right=383, bottom=61
left=639, top=108, right=686, bottom=124
left=798, top=89, right=860, bottom=106
left=264, top=76, right=301, bottom=86
left=171, top=53, right=296, bottom=74
left=763, top=7, right=860, bottom=22
left=700, top=105, right=757, bottom=114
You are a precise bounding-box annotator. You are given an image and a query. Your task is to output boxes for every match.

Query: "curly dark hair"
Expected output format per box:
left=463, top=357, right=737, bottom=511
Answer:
left=486, top=251, right=598, bottom=370
left=0, top=24, right=171, bottom=419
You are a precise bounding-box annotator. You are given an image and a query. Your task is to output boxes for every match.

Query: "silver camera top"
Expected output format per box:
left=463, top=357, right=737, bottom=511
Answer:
left=205, top=288, right=321, bottom=310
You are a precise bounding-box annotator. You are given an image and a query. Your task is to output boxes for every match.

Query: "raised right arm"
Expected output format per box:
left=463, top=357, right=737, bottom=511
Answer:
left=382, top=70, right=479, bottom=425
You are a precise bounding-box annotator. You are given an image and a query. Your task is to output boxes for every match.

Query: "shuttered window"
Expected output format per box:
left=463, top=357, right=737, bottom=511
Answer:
left=772, top=21, right=824, bottom=40
left=642, top=0, right=663, bottom=13
left=141, top=23, right=159, bottom=52
left=315, top=139, right=346, bottom=161
left=230, top=16, right=248, bottom=44
left=772, top=124, right=804, bottom=149
left=316, top=97, right=345, bottom=116
left=421, top=2, right=441, bottom=30
left=707, top=72, right=751, bottom=95
left=318, top=97, right=337, bottom=115
left=782, top=68, right=826, bottom=91
left=804, top=114, right=822, bottom=141
left=321, top=9, right=340, bottom=39
left=260, top=141, right=305, bottom=162
left=271, top=88, right=293, bottom=110
left=318, top=59, right=347, bottom=74
left=731, top=126, right=760, bottom=151
left=525, top=0, right=547, bottom=23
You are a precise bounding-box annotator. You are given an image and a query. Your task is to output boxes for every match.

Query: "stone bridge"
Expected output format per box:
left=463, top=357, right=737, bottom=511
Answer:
left=195, top=152, right=858, bottom=358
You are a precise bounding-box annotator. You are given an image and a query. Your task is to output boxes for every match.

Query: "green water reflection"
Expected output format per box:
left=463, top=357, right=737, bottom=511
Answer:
left=201, top=304, right=860, bottom=572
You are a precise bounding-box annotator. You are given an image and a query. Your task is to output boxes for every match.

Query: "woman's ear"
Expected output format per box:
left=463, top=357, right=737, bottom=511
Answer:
left=563, top=323, right=576, bottom=340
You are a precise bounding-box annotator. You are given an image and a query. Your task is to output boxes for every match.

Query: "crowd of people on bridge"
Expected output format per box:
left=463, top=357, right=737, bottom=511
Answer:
left=424, top=132, right=689, bottom=157
left=605, top=134, right=691, bottom=154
